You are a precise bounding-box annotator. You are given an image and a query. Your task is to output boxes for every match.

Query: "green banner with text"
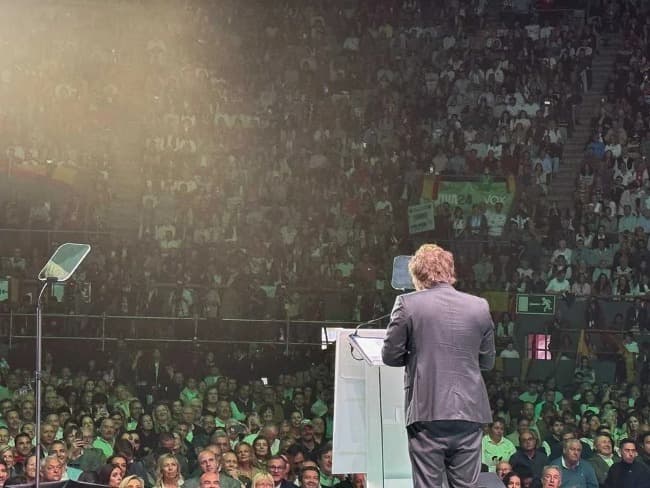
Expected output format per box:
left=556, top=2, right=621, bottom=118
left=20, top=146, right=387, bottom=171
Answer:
left=432, top=180, right=514, bottom=213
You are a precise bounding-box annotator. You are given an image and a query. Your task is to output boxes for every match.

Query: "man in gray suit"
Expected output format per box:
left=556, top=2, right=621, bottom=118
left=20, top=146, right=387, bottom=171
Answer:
left=184, top=448, right=240, bottom=488
left=588, top=433, right=619, bottom=487
left=382, top=244, right=496, bottom=488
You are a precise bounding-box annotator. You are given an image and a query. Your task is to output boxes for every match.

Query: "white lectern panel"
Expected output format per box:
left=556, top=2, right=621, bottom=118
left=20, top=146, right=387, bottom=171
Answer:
left=332, top=330, right=369, bottom=474
left=332, top=329, right=413, bottom=488
left=378, top=367, right=412, bottom=480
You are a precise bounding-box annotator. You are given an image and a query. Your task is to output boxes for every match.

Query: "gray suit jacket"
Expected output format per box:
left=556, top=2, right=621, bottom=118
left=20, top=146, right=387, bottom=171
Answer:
left=382, top=283, right=495, bottom=426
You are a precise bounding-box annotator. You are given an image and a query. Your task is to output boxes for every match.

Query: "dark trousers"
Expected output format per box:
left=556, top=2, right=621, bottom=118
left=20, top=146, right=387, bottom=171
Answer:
left=407, top=420, right=483, bottom=488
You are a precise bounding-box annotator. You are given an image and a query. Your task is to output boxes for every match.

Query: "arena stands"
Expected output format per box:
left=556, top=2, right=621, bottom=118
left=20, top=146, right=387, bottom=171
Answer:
left=2, top=0, right=650, bottom=486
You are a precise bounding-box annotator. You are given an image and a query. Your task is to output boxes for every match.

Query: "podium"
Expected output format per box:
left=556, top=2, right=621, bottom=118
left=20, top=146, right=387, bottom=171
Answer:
left=331, top=328, right=503, bottom=488
left=332, top=329, right=412, bottom=488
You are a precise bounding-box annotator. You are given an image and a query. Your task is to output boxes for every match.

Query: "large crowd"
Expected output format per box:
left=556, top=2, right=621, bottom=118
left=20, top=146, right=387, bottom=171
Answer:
left=2, top=0, right=650, bottom=486
left=0, top=346, right=351, bottom=488
left=0, top=0, right=604, bottom=326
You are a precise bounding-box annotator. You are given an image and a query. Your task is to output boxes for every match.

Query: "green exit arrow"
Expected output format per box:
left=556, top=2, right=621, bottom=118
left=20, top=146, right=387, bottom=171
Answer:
left=529, top=299, right=553, bottom=311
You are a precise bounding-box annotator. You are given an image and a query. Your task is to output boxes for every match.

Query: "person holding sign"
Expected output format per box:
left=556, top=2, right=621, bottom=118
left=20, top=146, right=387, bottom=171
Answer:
left=382, top=244, right=495, bottom=488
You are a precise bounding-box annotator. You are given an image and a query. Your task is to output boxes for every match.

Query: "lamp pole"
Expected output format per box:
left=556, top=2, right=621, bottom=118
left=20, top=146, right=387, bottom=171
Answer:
left=35, top=278, right=55, bottom=487
left=34, top=243, right=91, bottom=487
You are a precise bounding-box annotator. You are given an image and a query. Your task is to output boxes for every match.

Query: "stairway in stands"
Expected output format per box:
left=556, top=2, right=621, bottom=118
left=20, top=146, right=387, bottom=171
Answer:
left=105, top=120, right=144, bottom=233
left=548, top=36, right=622, bottom=209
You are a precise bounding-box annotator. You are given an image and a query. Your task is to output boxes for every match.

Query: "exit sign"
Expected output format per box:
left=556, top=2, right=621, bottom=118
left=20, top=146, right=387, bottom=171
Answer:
left=516, top=294, right=556, bottom=315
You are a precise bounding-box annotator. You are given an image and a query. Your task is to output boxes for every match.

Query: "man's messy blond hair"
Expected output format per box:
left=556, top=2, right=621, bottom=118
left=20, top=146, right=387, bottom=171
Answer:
left=408, top=244, right=457, bottom=290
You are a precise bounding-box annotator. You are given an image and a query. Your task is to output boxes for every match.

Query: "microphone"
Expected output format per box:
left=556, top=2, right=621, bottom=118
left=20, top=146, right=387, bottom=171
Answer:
left=353, top=313, right=391, bottom=336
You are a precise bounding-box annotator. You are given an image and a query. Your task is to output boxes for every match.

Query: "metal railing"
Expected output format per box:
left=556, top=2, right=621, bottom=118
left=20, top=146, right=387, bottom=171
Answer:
left=0, top=312, right=361, bottom=353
